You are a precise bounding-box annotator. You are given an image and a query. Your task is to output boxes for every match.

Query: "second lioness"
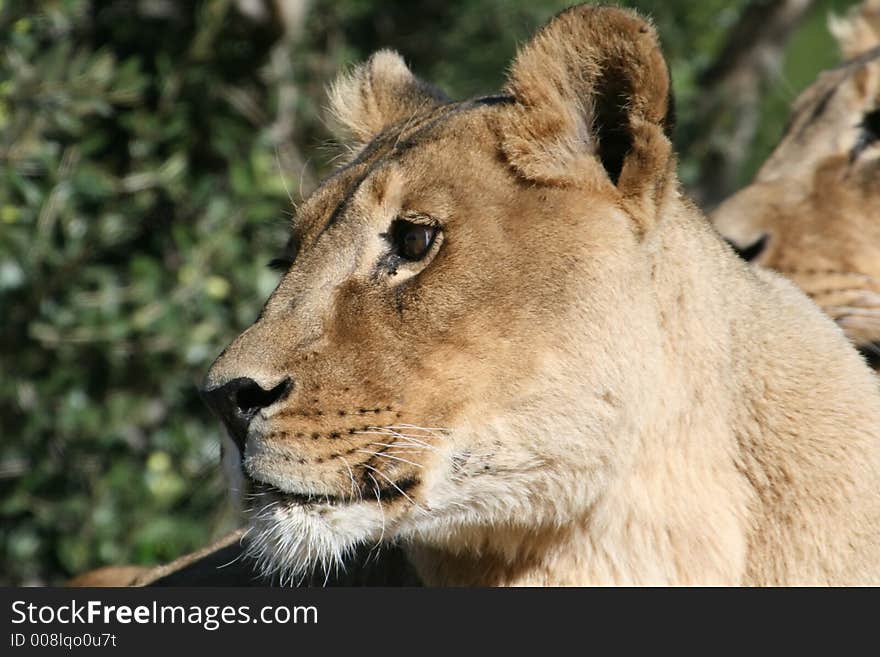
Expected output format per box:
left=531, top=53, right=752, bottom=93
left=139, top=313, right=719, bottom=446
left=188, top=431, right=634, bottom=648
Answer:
left=712, top=0, right=880, bottom=366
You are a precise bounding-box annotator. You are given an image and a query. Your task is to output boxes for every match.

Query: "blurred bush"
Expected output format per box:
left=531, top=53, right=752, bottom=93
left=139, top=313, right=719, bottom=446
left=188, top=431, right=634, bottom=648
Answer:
left=0, top=0, right=858, bottom=584
left=0, top=0, right=291, bottom=584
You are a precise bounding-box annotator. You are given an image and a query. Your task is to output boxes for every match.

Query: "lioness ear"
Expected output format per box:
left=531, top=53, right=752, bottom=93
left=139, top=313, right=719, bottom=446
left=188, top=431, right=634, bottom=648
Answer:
left=327, top=49, right=449, bottom=145
left=829, top=0, right=880, bottom=59
left=501, top=6, right=675, bottom=219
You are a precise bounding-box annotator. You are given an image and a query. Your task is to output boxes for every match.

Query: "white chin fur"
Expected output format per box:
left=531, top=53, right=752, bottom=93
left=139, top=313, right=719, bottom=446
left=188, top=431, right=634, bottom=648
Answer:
left=244, top=499, right=388, bottom=585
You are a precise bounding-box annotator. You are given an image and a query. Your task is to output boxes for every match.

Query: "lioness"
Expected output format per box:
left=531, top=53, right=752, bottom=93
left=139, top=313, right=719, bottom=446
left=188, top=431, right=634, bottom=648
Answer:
left=196, top=4, right=880, bottom=586
left=712, top=0, right=880, bottom=367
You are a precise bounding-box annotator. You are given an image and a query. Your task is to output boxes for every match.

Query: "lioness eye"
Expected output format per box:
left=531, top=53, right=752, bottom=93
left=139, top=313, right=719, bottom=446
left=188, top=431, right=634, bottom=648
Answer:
left=393, top=219, right=437, bottom=261
left=864, top=108, right=880, bottom=139
left=853, top=108, right=880, bottom=160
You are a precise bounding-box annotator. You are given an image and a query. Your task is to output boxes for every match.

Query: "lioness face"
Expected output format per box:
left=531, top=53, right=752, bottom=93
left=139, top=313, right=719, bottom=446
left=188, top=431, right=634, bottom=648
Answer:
left=712, top=38, right=880, bottom=360
left=202, top=7, right=675, bottom=580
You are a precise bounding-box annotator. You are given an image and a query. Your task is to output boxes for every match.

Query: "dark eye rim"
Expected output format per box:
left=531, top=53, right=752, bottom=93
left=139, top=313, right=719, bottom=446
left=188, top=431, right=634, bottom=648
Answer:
left=863, top=108, right=880, bottom=138
left=851, top=108, right=880, bottom=161
left=267, top=257, right=293, bottom=272
left=725, top=233, right=768, bottom=262
left=266, top=234, right=302, bottom=272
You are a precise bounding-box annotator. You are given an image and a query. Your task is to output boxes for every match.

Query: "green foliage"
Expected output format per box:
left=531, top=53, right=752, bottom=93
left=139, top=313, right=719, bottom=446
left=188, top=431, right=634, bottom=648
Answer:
left=0, top=0, right=861, bottom=584
left=0, top=0, right=285, bottom=584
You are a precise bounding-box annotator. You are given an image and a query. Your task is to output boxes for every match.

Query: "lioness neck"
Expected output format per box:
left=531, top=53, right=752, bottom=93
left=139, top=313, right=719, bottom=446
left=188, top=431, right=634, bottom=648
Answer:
left=408, top=199, right=880, bottom=586
left=406, top=203, right=755, bottom=586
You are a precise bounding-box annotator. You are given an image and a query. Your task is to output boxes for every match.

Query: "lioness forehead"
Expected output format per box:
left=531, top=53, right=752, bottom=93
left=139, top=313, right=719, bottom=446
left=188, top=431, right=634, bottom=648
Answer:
left=775, top=47, right=880, bottom=153
left=293, top=96, right=513, bottom=242
left=342, top=94, right=514, bottom=171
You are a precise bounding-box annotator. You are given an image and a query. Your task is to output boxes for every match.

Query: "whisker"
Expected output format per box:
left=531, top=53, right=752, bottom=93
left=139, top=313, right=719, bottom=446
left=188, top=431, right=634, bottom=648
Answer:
left=367, top=443, right=433, bottom=455
left=385, top=424, right=451, bottom=441
left=366, top=473, right=386, bottom=547
left=365, top=427, right=436, bottom=446
left=217, top=549, right=246, bottom=570
left=388, top=423, right=451, bottom=433
left=384, top=433, right=434, bottom=449
left=274, top=146, right=297, bottom=212
left=355, top=430, right=438, bottom=451
left=324, top=150, right=350, bottom=166
left=335, top=454, right=359, bottom=501
left=366, top=441, right=430, bottom=450
left=366, top=440, right=434, bottom=453
left=298, top=155, right=313, bottom=203
left=355, top=449, right=424, bottom=469
left=362, top=463, right=420, bottom=509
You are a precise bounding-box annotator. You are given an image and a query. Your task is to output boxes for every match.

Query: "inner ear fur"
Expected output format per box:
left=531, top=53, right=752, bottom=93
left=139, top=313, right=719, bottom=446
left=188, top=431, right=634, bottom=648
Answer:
left=327, top=49, right=449, bottom=145
left=501, top=5, right=675, bottom=215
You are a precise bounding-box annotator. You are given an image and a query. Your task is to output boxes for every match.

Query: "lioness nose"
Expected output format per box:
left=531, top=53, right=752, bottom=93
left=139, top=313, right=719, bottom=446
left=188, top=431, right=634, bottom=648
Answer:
left=200, top=377, right=292, bottom=451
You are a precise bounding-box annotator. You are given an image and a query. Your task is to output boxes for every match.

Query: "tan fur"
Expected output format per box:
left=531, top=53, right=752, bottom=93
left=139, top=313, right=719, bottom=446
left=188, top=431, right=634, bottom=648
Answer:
left=830, top=0, right=880, bottom=59
left=711, top=1, right=880, bottom=357
left=327, top=49, right=449, bottom=147
left=66, top=565, right=149, bottom=587
left=200, top=4, right=880, bottom=586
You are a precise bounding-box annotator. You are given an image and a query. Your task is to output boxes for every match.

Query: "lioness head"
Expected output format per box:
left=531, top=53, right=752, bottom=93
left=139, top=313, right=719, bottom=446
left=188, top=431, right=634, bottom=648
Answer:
left=200, top=5, right=683, bottom=583
left=711, top=0, right=880, bottom=363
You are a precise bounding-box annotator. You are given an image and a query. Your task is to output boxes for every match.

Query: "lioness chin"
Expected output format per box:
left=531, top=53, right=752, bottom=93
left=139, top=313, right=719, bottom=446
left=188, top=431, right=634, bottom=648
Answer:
left=201, top=4, right=880, bottom=586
